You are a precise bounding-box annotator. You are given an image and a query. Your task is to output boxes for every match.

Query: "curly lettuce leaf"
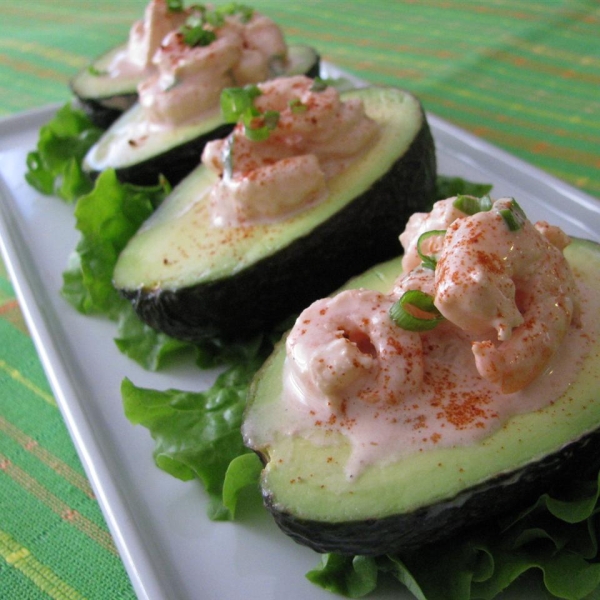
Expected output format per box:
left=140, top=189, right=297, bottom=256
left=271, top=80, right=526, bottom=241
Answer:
left=306, top=555, right=379, bottom=598
left=114, top=304, right=198, bottom=371
left=25, top=102, right=102, bottom=202
left=435, top=175, right=493, bottom=201
left=307, top=470, right=600, bottom=600
left=121, top=357, right=264, bottom=520
left=59, top=169, right=204, bottom=370
left=61, top=168, right=166, bottom=317
left=222, top=452, right=263, bottom=519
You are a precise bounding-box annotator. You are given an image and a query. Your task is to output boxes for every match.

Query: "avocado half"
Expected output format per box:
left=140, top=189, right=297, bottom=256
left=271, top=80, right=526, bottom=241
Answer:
left=72, top=42, right=320, bottom=130
left=71, top=44, right=142, bottom=129
left=112, top=86, right=437, bottom=342
left=81, top=45, right=320, bottom=186
left=242, top=238, right=600, bottom=556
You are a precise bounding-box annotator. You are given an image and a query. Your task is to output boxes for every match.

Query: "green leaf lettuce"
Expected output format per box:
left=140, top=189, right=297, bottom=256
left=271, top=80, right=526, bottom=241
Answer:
left=121, top=357, right=264, bottom=520
left=307, top=471, right=600, bottom=600
left=25, top=102, right=101, bottom=202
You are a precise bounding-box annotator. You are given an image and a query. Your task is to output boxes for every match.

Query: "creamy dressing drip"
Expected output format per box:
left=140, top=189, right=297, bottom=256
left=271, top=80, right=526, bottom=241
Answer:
left=272, top=198, right=597, bottom=479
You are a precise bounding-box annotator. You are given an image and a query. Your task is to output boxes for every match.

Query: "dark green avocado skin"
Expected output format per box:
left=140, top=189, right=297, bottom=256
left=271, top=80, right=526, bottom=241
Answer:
left=89, top=122, right=235, bottom=187
left=264, top=427, right=600, bottom=556
left=74, top=95, right=137, bottom=130
left=120, top=116, right=437, bottom=342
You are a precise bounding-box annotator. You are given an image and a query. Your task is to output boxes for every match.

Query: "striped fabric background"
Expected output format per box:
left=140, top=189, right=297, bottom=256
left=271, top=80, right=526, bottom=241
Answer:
left=0, top=1, right=598, bottom=598
left=1, top=0, right=598, bottom=196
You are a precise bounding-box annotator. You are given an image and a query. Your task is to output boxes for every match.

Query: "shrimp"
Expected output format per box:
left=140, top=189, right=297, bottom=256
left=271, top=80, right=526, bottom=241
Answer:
left=434, top=197, right=580, bottom=393
left=286, top=288, right=424, bottom=409
left=399, top=196, right=467, bottom=272
left=202, top=75, right=379, bottom=226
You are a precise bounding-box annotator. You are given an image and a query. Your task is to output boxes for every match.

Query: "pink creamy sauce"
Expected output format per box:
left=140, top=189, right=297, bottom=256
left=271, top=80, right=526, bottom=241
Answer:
left=278, top=198, right=598, bottom=478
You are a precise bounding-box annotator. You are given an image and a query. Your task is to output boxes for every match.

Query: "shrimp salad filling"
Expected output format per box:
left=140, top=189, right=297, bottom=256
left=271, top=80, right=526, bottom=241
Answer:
left=276, top=197, right=598, bottom=478
left=202, top=76, right=380, bottom=226
left=108, top=1, right=289, bottom=128
left=105, top=0, right=193, bottom=81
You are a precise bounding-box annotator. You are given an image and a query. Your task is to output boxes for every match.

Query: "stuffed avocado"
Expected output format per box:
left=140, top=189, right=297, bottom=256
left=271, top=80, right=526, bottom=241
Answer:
left=112, top=77, right=437, bottom=342
left=242, top=196, right=600, bottom=556
left=80, top=2, right=319, bottom=185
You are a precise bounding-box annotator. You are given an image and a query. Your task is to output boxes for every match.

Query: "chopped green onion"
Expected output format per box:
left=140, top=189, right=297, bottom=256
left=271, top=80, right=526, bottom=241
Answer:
left=217, top=3, right=254, bottom=23
left=417, top=229, right=446, bottom=270
left=220, top=85, right=262, bottom=123
left=87, top=65, right=107, bottom=76
left=243, top=109, right=280, bottom=141
left=167, top=0, right=185, bottom=11
left=289, top=98, right=308, bottom=113
left=181, top=24, right=217, bottom=47
left=262, top=110, right=280, bottom=129
left=497, top=198, right=527, bottom=231
left=178, top=4, right=255, bottom=47
left=310, top=77, right=329, bottom=92
left=389, top=290, right=445, bottom=332
left=221, top=86, right=280, bottom=141
left=453, top=194, right=492, bottom=215
left=435, top=175, right=492, bottom=200
left=204, top=9, right=226, bottom=28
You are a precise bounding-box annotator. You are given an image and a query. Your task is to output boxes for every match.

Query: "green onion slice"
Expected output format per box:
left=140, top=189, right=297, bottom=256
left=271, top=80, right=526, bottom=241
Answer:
left=497, top=198, right=527, bottom=231
left=220, top=85, right=262, bottom=123
left=218, top=3, right=254, bottom=23
left=417, top=229, right=446, bottom=270
left=178, top=4, right=254, bottom=47
left=243, top=109, right=280, bottom=141
left=203, top=11, right=225, bottom=28
left=453, top=194, right=492, bottom=215
left=389, top=290, right=445, bottom=332
left=181, top=24, right=217, bottom=47
left=221, top=86, right=280, bottom=141
left=167, top=0, right=185, bottom=11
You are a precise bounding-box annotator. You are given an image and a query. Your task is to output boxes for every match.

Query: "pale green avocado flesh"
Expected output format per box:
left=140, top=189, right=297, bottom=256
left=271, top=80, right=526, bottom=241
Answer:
left=71, top=43, right=142, bottom=102
left=83, top=104, right=225, bottom=174
left=71, top=44, right=142, bottom=128
left=243, top=238, right=600, bottom=555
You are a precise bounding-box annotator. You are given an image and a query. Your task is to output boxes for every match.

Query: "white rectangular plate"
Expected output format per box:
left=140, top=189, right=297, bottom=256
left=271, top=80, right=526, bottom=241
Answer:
left=1, top=68, right=599, bottom=600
